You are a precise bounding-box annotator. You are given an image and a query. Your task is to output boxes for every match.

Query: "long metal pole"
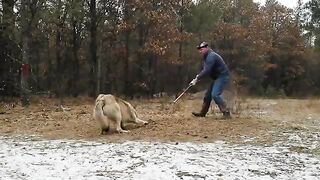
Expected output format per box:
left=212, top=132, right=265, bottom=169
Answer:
left=173, top=84, right=193, bottom=103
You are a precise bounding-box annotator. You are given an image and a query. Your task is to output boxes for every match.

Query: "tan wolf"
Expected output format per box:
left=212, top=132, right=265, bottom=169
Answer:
left=93, top=94, right=148, bottom=134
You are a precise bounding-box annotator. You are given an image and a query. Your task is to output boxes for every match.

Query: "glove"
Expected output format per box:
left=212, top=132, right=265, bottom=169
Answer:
left=189, top=78, right=198, bottom=86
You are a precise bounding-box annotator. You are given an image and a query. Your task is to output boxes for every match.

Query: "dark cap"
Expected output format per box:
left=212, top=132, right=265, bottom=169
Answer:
left=196, top=42, right=208, bottom=49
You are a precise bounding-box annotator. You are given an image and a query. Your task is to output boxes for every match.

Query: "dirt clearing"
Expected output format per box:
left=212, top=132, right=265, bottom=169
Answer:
left=0, top=95, right=319, bottom=147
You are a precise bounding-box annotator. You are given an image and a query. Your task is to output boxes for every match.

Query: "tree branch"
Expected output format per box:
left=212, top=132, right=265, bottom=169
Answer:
left=5, top=53, right=23, bottom=64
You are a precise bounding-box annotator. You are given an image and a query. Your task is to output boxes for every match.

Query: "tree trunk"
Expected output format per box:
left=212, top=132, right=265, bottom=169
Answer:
left=89, top=0, right=97, bottom=97
left=137, top=22, right=145, bottom=83
left=71, top=20, right=80, bottom=97
left=55, top=27, right=62, bottom=99
left=148, top=54, right=158, bottom=97
left=178, top=0, right=186, bottom=89
left=97, top=50, right=101, bottom=96
left=2, top=0, right=15, bottom=33
left=47, top=42, right=53, bottom=96
left=123, top=1, right=131, bottom=97
left=1, top=0, right=16, bottom=97
left=20, top=0, right=32, bottom=106
left=124, top=31, right=130, bottom=97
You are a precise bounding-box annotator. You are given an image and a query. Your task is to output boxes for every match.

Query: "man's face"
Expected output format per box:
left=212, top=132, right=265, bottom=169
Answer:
left=198, top=47, right=208, bottom=56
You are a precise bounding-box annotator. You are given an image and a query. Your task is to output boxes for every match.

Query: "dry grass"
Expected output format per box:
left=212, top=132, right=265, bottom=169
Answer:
left=0, top=95, right=319, bottom=148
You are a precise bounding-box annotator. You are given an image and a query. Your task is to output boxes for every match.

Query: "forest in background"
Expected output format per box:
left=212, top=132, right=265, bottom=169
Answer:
left=1, top=0, right=320, bottom=105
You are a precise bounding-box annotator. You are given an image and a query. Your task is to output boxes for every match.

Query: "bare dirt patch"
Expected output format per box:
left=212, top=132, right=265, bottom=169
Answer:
left=0, top=95, right=319, bottom=145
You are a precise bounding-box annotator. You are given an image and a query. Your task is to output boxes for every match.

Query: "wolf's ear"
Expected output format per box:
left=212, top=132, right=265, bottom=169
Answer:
left=96, top=94, right=103, bottom=100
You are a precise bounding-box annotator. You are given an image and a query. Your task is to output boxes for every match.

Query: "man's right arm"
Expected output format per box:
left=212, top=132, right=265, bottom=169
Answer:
left=196, top=54, right=216, bottom=80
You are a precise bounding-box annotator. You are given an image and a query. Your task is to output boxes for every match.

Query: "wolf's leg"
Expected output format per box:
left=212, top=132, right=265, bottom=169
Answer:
left=116, top=122, right=129, bottom=133
left=94, top=97, right=111, bottom=134
left=135, top=118, right=148, bottom=125
left=124, top=101, right=148, bottom=125
left=121, top=122, right=140, bottom=130
left=114, top=110, right=129, bottom=133
left=132, top=110, right=148, bottom=125
left=100, top=127, right=109, bottom=135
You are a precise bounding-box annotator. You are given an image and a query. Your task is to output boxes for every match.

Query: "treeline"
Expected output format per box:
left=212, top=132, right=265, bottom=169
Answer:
left=1, top=0, right=320, bottom=104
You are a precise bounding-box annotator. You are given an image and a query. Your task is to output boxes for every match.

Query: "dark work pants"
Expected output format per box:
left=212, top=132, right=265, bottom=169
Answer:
left=203, top=73, right=229, bottom=106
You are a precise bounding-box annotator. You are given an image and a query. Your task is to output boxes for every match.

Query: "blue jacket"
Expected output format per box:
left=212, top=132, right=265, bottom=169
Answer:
left=197, top=49, right=229, bottom=80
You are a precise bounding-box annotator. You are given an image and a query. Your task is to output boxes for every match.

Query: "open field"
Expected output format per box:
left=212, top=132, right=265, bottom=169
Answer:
left=0, top=95, right=319, bottom=179
left=0, top=95, right=319, bottom=145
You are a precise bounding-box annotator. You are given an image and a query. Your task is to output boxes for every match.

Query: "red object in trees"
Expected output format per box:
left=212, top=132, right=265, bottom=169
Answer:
left=21, top=64, right=29, bottom=79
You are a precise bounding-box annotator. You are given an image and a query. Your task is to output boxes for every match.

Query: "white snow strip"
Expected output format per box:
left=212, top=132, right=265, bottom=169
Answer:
left=0, top=135, right=319, bottom=180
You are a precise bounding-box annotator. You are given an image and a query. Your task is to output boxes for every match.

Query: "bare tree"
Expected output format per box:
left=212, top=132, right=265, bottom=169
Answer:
left=20, top=0, right=32, bottom=106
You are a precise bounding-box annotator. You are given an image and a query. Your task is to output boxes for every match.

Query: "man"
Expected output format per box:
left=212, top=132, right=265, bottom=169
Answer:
left=189, top=42, right=231, bottom=118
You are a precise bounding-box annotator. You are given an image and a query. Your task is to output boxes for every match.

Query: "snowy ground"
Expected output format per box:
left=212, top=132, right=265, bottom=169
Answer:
left=0, top=135, right=319, bottom=180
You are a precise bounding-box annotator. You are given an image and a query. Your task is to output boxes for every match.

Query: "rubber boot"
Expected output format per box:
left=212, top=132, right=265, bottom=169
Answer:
left=192, top=102, right=210, bottom=117
left=218, top=103, right=231, bottom=119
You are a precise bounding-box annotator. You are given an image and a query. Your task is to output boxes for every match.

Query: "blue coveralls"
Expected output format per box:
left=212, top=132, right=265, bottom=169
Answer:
left=196, top=49, right=229, bottom=106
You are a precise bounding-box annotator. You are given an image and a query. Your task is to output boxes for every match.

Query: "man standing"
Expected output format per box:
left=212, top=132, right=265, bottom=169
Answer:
left=189, top=42, right=231, bottom=118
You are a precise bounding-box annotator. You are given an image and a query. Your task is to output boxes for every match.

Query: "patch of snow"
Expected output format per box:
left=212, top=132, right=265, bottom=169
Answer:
left=0, top=135, right=319, bottom=180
